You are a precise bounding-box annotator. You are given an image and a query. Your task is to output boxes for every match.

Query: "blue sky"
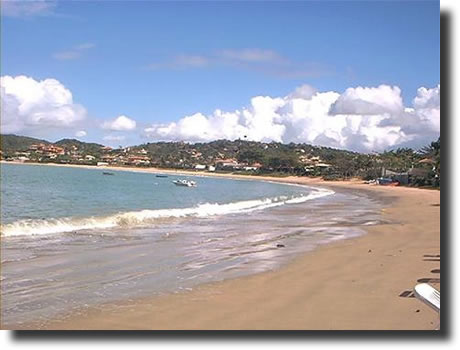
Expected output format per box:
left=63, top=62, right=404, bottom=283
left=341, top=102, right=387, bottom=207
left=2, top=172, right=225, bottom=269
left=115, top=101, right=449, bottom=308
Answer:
left=1, top=0, right=440, bottom=152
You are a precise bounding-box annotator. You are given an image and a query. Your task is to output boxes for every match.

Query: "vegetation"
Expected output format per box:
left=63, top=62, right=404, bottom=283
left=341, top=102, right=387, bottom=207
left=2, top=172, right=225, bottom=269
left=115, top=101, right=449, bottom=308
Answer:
left=54, top=138, right=106, bottom=156
left=0, top=134, right=441, bottom=188
left=0, top=134, right=50, bottom=152
left=418, top=138, right=441, bottom=187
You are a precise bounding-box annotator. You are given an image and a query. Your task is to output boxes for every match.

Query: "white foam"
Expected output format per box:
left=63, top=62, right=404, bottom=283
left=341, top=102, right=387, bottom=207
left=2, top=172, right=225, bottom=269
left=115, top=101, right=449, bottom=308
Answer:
left=1, top=188, right=334, bottom=237
left=285, top=187, right=334, bottom=204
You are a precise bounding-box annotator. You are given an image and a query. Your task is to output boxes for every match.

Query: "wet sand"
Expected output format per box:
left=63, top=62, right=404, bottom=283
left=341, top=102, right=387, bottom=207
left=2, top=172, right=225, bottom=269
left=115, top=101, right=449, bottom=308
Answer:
left=1, top=162, right=441, bottom=330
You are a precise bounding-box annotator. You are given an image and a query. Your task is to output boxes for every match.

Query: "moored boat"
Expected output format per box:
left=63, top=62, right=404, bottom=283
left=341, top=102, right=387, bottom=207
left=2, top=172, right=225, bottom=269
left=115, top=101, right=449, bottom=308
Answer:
left=172, top=179, right=197, bottom=187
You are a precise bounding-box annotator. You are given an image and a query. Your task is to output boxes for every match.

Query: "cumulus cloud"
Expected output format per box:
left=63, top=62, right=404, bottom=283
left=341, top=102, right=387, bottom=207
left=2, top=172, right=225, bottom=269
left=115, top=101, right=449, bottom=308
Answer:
left=287, top=84, right=317, bottom=100
left=412, top=84, right=440, bottom=132
left=329, top=85, right=404, bottom=115
left=1, top=75, right=87, bottom=134
left=144, top=84, right=440, bottom=152
left=101, top=115, right=136, bottom=131
left=75, top=130, right=87, bottom=137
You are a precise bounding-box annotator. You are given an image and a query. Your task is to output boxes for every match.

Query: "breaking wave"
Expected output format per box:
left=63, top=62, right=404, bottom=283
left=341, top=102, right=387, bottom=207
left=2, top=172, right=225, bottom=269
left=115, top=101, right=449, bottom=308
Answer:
left=1, top=188, right=334, bottom=237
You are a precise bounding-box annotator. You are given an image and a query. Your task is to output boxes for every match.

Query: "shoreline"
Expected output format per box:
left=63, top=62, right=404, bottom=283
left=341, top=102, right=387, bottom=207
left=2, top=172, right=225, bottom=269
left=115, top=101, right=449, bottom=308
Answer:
left=0, top=160, right=379, bottom=195
left=1, top=161, right=440, bottom=330
left=0, top=160, right=320, bottom=183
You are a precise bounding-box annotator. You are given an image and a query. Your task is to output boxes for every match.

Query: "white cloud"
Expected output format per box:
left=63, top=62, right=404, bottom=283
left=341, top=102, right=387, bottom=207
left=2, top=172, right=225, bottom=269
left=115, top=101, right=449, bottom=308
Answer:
left=1, top=75, right=87, bottom=134
left=103, top=135, right=126, bottom=142
left=146, top=48, right=332, bottom=79
left=329, top=85, right=404, bottom=115
left=412, top=84, right=440, bottom=132
left=53, top=42, right=96, bottom=61
left=219, top=49, right=285, bottom=64
left=1, top=0, right=56, bottom=17
left=53, top=51, right=81, bottom=60
left=101, top=115, right=136, bottom=131
left=287, top=84, right=317, bottom=100
left=144, top=84, right=440, bottom=152
left=75, top=43, right=95, bottom=50
left=75, top=130, right=87, bottom=137
left=413, top=84, right=440, bottom=109
left=146, top=55, right=210, bottom=70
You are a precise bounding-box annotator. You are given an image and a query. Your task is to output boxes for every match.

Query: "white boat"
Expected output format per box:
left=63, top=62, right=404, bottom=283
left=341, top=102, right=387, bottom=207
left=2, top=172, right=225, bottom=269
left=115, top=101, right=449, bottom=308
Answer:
left=172, top=179, right=197, bottom=187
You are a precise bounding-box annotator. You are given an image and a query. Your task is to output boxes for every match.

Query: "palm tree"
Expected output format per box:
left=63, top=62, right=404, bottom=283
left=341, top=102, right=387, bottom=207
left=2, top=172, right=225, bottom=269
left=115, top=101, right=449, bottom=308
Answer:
left=419, top=137, right=441, bottom=185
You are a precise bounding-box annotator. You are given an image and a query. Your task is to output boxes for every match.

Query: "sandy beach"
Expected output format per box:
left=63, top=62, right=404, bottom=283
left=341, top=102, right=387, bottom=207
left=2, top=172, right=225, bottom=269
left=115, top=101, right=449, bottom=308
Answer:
left=1, top=162, right=441, bottom=330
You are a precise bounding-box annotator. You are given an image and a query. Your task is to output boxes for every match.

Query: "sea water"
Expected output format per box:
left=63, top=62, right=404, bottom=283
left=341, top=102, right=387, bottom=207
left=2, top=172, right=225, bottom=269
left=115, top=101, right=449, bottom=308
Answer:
left=0, top=163, right=384, bottom=327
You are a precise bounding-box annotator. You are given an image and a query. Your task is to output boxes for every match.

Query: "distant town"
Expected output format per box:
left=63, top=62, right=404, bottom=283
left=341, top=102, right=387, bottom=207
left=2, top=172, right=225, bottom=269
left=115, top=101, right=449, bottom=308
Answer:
left=0, top=134, right=440, bottom=187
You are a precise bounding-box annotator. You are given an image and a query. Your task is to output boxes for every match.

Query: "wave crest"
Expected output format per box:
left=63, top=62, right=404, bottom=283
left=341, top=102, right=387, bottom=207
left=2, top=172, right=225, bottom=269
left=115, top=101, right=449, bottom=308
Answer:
left=1, top=188, right=334, bottom=237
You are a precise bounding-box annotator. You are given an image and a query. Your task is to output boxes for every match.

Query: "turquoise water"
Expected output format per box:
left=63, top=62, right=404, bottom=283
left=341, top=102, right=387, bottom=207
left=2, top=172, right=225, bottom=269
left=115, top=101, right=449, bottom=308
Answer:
left=1, top=163, right=384, bottom=327
left=1, top=163, right=321, bottom=235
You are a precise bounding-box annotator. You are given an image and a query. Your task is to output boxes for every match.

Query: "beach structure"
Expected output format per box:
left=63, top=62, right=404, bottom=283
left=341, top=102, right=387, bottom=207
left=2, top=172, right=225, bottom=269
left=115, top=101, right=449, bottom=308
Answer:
left=29, top=143, right=65, bottom=155
left=216, top=159, right=242, bottom=171
left=243, top=163, right=262, bottom=171
left=127, top=155, right=151, bottom=166
left=315, top=162, right=331, bottom=169
left=381, top=167, right=431, bottom=185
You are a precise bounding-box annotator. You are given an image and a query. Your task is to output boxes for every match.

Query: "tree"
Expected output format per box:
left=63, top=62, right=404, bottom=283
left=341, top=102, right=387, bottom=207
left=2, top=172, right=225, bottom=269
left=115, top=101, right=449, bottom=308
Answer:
left=266, top=156, right=299, bottom=172
left=419, top=137, right=441, bottom=186
left=237, top=150, right=264, bottom=164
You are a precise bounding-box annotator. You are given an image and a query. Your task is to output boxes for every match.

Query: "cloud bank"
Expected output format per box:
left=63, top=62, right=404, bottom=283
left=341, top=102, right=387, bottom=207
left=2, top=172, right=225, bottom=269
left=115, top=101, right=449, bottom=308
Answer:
left=1, top=74, right=439, bottom=152
left=1, top=75, right=87, bottom=134
left=144, top=84, right=440, bottom=152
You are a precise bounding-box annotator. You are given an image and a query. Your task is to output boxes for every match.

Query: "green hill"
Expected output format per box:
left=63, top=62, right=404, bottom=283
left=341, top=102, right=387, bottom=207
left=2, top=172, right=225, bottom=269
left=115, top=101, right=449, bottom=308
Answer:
left=54, top=138, right=104, bottom=148
left=0, top=133, right=439, bottom=187
left=54, top=138, right=105, bottom=153
left=0, top=134, right=50, bottom=151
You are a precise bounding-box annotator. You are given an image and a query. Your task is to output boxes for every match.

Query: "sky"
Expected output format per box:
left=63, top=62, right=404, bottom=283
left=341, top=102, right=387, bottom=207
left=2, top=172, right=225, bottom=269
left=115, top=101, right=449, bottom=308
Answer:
left=1, top=0, right=440, bottom=152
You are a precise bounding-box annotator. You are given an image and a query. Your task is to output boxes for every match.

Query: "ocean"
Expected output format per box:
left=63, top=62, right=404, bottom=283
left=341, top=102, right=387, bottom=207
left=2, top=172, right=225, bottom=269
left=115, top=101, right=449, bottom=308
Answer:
left=0, top=163, right=384, bottom=327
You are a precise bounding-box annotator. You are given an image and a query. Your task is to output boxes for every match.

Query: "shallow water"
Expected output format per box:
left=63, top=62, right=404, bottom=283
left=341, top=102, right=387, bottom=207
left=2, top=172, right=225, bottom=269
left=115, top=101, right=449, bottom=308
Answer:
left=1, top=163, right=385, bottom=327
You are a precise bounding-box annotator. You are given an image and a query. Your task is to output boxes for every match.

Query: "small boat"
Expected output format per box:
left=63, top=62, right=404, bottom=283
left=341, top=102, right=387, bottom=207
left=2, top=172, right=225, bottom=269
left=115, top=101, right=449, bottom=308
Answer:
left=172, top=179, right=197, bottom=187
left=102, top=172, right=115, bottom=176
left=376, top=177, right=399, bottom=186
left=156, top=174, right=168, bottom=178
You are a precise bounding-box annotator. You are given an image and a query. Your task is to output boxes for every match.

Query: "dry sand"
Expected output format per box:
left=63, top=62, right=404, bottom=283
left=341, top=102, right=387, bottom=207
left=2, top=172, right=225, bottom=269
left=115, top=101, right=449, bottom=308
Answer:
left=2, top=162, right=441, bottom=330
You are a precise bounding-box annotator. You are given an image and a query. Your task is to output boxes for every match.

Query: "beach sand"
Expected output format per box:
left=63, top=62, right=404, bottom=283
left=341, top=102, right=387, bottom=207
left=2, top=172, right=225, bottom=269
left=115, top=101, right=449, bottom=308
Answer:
left=1, top=162, right=441, bottom=330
